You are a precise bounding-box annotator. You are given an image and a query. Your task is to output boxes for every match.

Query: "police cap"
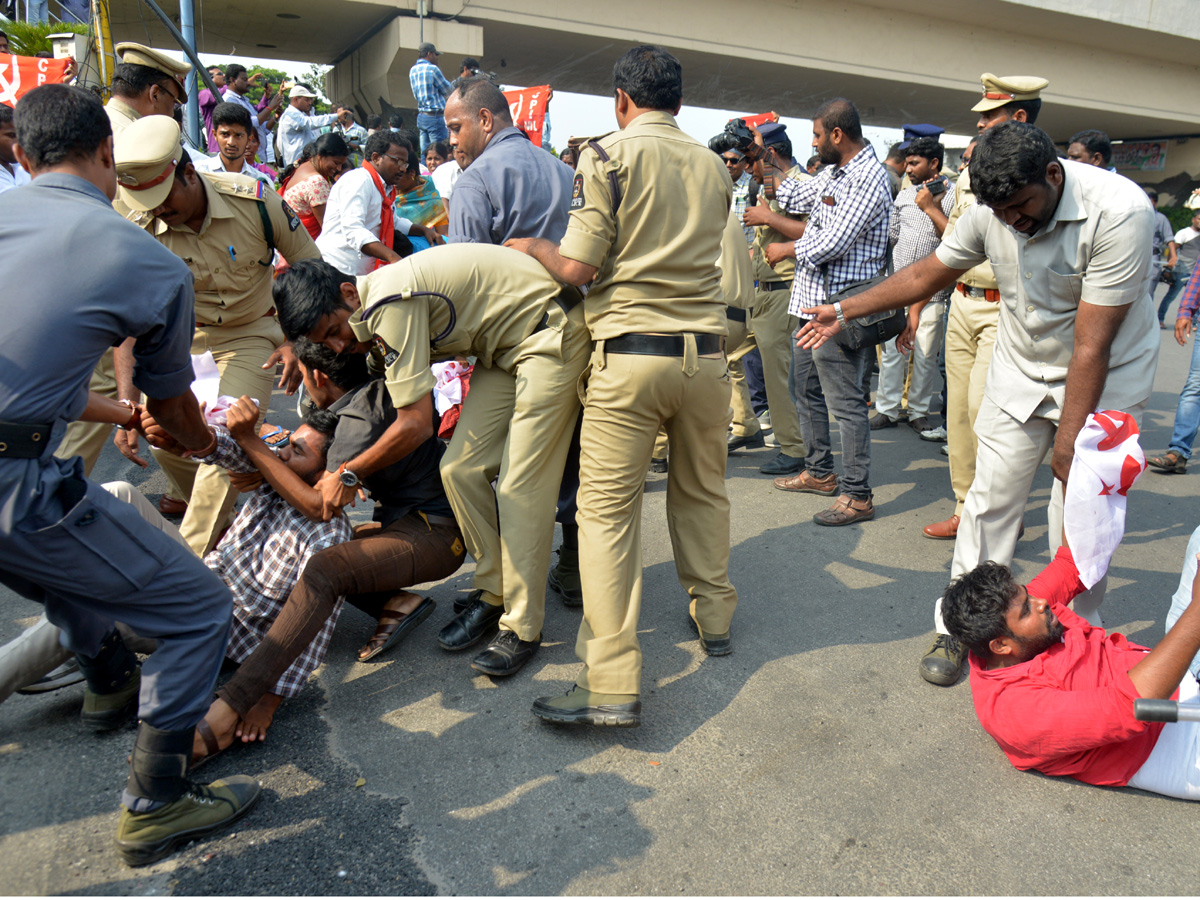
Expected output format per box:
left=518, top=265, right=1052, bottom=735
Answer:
left=971, top=73, right=1049, bottom=113
left=758, top=121, right=788, bottom=146
left=114, top=42, right=191, bottom=103
left=115, top=115, right=184, bottom=212
left=898, top=123, right=944, bottom=150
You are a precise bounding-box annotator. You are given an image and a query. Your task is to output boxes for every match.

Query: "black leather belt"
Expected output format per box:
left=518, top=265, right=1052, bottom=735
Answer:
left=606, top=333, right=723, bottom=356
left=0, top=420, right=51, bottom=459
left=726, top=306, right=751, bottom=323
left=758, top=280, right=789, bottom=291
left=531, top=288, right=584, bottom=335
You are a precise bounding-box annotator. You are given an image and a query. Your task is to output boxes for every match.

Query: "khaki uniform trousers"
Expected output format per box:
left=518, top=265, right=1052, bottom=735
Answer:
left=935, top=396, right=1148, bottom=634
left=726, top=312, right=759, bottom=438
left=944, top=293, right=1000, bottom=516
left=439, top=307, right=590, bottom=641
left=752, top=282, right=805, bottom=458
left=55, top=349, right=118, bottom=476
left=152, top=316, right=282, bottom=556
left=575, top=338, right=739, bottom=695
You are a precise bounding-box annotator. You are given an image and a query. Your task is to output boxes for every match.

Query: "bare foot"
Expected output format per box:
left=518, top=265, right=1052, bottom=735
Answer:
left=236, top=692, right=283, bottom=742
left=192, top=698, right=239, bottom=765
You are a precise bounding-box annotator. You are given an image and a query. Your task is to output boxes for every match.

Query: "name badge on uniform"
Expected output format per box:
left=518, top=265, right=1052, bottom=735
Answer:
left=372, top=335, right=400, bottom=367
left=570, top=173, right=585, bottom=211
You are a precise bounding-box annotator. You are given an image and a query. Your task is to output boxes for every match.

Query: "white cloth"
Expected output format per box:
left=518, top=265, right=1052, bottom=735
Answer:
left=1127, top=674, right=1200, bottom=800
left=277, top=106, right=340, bottom=168
left=0, top=161, right=31, bottom=194
left=1063, top=411, right=1147, bottom=589
left=430, top=360, right=471, bottom=415
left=315, top=167, right=413, bottom=276
left=194, top=153, right=274, bottom=186
left=430, top=159, right=462, bottom=203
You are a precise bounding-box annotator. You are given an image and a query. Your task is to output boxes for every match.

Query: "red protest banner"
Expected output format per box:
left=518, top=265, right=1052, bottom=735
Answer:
left=733, top=112, right=780, bottom=129
left=503, top=85, right=552, bottom=147
left=0, top=54, right=73, bottom=105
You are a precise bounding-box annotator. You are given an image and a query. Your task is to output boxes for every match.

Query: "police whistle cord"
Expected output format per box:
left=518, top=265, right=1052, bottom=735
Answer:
left=360, top=291, right=457, bottom=343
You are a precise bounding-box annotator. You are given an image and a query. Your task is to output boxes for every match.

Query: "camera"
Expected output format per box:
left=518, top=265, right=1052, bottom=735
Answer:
left=708, top=118, right=757, bottom=156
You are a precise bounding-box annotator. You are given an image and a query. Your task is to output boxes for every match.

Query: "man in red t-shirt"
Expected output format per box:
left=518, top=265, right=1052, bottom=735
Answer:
left=942, top=545, right=1200, bottom=799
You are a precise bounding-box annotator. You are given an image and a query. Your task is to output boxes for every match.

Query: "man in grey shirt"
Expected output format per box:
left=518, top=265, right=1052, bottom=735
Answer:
left=445, top=76, right=573, bottom=244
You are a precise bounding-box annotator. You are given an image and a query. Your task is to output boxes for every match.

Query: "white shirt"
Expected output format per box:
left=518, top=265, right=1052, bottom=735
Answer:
left=430, top=159, right=461, bottom=203
left=316, top=167, right=413, bottom=276
left=278, top=105, right=340, bottom=169
left=1174, top=226, right=1199, bottom=245
left=0, top=161, right=31, bottom=194
left=194, top=153, right=274, bottom=186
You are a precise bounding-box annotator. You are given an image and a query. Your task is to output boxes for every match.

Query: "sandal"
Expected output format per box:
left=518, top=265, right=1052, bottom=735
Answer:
left=1147, top=450, right=1187, bottom=474
left=358, top=597, right=436, bottom=662
left=813, top=494, right=875, bottom=527
left=190, top=718, right=229, bottom=771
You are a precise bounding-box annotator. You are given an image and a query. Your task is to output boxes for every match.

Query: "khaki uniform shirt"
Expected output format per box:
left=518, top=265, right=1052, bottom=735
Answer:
left=104, top=97, right=140, bottom=139
left=752, top=164, right=807, bottom=284
left=559, top=111, right=732, bottom=340
left=935, top=159, right=1159, bottom=423
left=720, top=209, right=755, bottom=310
left=944, top=165, right=998, bottom=291
left=142, top=173, right=320, bottom=327
left=349, top=243, right=574, bottom=410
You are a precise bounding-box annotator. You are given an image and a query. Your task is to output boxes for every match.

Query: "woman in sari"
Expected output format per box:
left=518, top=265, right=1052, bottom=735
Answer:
left=393, top=134, right=448, bottom=252
left=277, top=132, right=349, bottom=239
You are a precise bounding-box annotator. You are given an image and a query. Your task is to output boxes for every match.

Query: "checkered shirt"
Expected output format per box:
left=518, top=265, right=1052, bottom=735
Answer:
left=889, top=181, right=956, bottom=303
left=201, top=427, right=353, bottom=699
left=409, top=59, right=453, bottom=112
left=1178, top=263, right=1200, bottom=321
left=776, top=144, right=893, bottom=317
left=731, top=171, right=754, bottom=244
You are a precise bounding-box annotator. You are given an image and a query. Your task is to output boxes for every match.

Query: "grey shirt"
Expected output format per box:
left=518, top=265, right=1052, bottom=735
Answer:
left=447, top=126, right=573, bottom=244
left=325, top=378, right=454, bottom=527
left=0, top=174, right=196, bottom=523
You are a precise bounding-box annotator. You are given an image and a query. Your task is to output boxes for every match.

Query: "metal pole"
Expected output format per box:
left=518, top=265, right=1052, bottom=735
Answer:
left=178, top=0, right=201, bottom=149
left=418, top=0, right=425, bottom=43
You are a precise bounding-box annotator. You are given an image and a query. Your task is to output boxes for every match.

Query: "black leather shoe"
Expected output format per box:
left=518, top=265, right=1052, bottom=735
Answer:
left=727, top=431, right=765, bottom=452
left=471, top=630, right=541, bottom=676
left=532, top=685, right=641, bottom=727
left=438, top=597, right=504, bottom=651
left=759, top=452, right=802, bottom=476
left=453, top=588, right=487, bottom=615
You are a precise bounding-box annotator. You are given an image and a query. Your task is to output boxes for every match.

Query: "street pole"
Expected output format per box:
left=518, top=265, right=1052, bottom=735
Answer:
left=178, top=0, right=201, bottom=148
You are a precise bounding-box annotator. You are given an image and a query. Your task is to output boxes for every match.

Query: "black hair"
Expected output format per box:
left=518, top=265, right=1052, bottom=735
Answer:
left=1002, top=97, right=1041, bottom=125
left=301, top=405, right=339, bottom=454
left=905, top=135, right=944, bottom=170
left=1145, top=188, right=1159, bottom=203
left=886, top=142, right=906, bottom=162
left=173, top=155, right=192, bottom=184
left=111, top=62, right=175, bottom=99
left=388, top=111, right=405, bottom=129
left=278, top=132, right=350, bottom=182
left=389, top=131, right=420, bottom=174
left=0, top=103, right=12, bottom=126
left=211, top=101, right=253, bottom=135
left=815, top=98, right=862, bottom=142
left=612, top=45, right=682, bottom=112
left=452, top=76, right=512, bottom=121
left=13, top=84, right=111, bottom=170
left=293, top=336, right=371, bottom=394
left=364, top=129, right=403, bottom=162
left=767, top=135, right=793, bottom=162
left=1068, top=128, right=1112, bottom=167
left=806, top=154, right=821, bottom=170
left=970, top=121, right=1058, bottom=208
left=461, top=57, right=479, bottom=71
left=274, top=258, right=357, bottom=341
left=367, top=114, right=382, bottom=130
left=426, top=140, right=450, bottom=159
left=941, top=561, right=1021, bottom=658
left=224, top=63, right=247, bottom=83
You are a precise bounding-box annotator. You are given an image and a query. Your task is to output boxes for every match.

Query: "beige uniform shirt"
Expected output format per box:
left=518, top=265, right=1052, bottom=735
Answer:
left=720, top=209, right=755, bottom=311
left=143, top=173, right=320, bottom=327
left=349, top=243, right=576, bottom=410
left=935, top=159, right=1159, bottom=423
left=104, top=98, right=140, bottom=139
left=752, top=164, right=807, bottom=284
left=559, top=111, right=732, bottom=340
left=943, top=165, right=998, bottom=291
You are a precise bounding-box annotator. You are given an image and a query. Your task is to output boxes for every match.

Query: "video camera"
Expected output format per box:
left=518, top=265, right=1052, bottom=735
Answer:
left=708, top=118, right=757, bottom=157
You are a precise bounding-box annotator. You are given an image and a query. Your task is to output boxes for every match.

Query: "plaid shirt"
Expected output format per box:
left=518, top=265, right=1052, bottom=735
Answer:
left=1178, top=263, right=1200, bottom=321
left=776, top=145, right=892, bottom=317
left=889, top=181, right=956, bottom=303
left=731, top=171, right=754, bottom=244
left=409, top=59, right=453, bottom=112
left=201, top=428, right=353, bottom=699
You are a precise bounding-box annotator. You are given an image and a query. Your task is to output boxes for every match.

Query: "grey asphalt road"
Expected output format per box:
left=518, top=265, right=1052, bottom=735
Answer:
left=3, top=327, right=1200, bottom=895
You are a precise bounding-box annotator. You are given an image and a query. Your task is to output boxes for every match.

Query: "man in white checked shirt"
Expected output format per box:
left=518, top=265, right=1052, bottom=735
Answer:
left=766, top=98, right=892, bottom=526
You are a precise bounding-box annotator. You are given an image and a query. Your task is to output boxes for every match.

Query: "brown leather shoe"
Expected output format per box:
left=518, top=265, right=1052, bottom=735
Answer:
left=158, top=495, right=188, bottom=516
left=922, top=514, right=960, bottom=540
left=813, top=494, right=874, bottom=526
left=773, top=470, right=837, bottom=495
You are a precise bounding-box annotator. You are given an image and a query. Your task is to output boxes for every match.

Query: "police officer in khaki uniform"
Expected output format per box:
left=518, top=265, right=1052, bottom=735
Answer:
left=742, top=121, right=809, bottom=476
left=54, top=43, right=192, bottom=476
left=510, top=45, right=738, bottom=728
left=115, top=116, right=320, bottom=556
left=918, top=73, right=1048, bottom=684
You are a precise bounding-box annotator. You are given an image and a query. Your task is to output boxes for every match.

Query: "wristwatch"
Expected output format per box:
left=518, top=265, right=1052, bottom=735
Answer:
left=338, top=464, right=360, bottom=489
left=833, top=301, right=848, bottom=330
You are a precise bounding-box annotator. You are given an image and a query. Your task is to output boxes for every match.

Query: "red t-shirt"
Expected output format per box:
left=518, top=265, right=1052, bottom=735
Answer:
left=968, top=546, right=1169, bottom=786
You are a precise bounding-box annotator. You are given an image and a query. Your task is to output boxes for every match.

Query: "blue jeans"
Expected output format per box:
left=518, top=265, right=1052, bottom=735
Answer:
left=790, top=333, right=873, bottom=498
left=1158, top=270, right=1190, bottom=322
left=1168, top=332, right=1200, bottom=458
left=416, top=113, right=448, bottom=152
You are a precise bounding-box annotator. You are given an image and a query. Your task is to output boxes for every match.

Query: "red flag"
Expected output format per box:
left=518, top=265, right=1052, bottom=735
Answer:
left=0, top=54, right=73, bottom=105
left=502, top=85, right=552, bottom=147
left=734, top=112, right=780, bottom=129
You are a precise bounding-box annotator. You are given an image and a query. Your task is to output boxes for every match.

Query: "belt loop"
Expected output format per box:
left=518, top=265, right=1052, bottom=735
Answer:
left=593, top=338, right=607, bottom=371
left=418, top=510, right=431, bottom=531
left=683, top=333, right=699, bottom=377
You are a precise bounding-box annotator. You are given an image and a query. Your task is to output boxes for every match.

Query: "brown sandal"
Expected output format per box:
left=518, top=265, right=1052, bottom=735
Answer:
left=190, top=718, right=227, bottom=771
left=813, top=494, right=875, bottom=526
left=357, top=597, right=436, bottom=661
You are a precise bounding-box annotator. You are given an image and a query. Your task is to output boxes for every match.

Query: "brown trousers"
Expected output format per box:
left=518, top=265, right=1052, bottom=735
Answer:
left=217, top=513, right=465, bottom=716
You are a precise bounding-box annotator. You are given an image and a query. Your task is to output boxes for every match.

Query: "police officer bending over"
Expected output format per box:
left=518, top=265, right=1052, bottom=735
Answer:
left=0, top=85, right=259, bottom=867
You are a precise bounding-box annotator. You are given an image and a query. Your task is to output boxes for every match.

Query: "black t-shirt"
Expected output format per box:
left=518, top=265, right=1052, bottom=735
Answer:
left=325, top=379, right=453, bottom=527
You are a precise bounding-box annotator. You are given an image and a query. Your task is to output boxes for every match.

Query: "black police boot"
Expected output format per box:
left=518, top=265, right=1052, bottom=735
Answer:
left=76, top=627, right=141, bottom=731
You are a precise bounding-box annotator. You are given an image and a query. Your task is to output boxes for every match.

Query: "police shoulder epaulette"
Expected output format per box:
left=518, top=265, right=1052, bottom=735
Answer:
left=205, top=172, right=269, bottom=200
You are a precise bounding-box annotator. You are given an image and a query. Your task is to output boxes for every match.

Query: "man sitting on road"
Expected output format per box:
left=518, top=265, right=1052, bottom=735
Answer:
left=942, top=535, right=1200, bottom=800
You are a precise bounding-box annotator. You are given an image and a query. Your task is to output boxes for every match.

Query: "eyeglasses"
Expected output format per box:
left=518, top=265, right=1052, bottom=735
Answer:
left=159, top=81, right=184, bottom=110
left=383, top=153, right=406, bottom=164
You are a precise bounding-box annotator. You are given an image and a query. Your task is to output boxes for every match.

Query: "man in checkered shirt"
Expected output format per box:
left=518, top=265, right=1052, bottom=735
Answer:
left=765, top=98, right=892, bottom=526
left=408, top=42, right=454, bottom=152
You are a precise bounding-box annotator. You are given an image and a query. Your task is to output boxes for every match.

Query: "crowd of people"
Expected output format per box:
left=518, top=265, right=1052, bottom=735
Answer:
left=4, top=35, right=1200, bottom=870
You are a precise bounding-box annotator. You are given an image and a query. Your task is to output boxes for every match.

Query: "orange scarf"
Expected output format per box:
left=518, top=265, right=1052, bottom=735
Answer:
left=364, top=162, right=397, bottom=270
